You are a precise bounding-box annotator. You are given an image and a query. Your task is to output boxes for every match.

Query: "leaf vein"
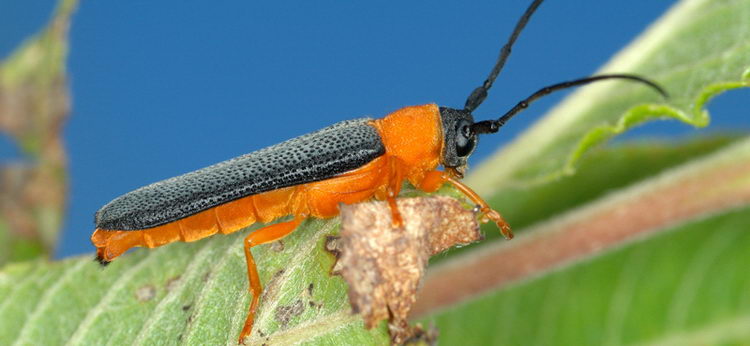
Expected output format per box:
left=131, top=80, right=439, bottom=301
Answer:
left=13, top=260, right=88, bottom=345
left=65, top=251, right=157, bottom=345
left=131, top=239, right=216, bottom=345
left=664, top=226, right=740, bottom=330
left=252, top=218, right=339, bottom=330
left=180, top=230, right=249, bottom=342
left=0, top=266, right=42, bottom=315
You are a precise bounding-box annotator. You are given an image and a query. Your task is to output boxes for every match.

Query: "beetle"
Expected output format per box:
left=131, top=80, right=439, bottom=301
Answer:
left=91, top=0, right=666, bottom=342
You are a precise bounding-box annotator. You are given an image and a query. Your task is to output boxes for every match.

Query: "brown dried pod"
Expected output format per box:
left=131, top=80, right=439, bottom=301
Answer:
left=337, top=196, right=481, bottom=344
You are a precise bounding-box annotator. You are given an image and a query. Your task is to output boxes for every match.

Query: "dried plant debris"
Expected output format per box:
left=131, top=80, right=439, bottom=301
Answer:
left=337, top=196, right=481, bottom=344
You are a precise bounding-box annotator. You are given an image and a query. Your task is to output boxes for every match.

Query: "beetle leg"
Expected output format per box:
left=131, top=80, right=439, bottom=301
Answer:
left=239, top=217, right=304, bottom=344
left=445, top=175, right=513, bottom=240
left=385, top=158, right=405, bottom=227
left=386, top=195, right=403, bottom=227
left=417, top=169, right=513, bottom=240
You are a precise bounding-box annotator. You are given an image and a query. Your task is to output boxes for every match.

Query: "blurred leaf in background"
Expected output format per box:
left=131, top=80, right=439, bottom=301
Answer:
left=0, top=0, right=77, bottom=265
left=1, top=0, right=749, bottom=345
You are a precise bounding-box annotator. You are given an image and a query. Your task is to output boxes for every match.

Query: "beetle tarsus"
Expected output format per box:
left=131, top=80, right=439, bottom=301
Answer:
left=480, top=207, right=514, bottom=240
left=444, top=175, right=513, bottom=239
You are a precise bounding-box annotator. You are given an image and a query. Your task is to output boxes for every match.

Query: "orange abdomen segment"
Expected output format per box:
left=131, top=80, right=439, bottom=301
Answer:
left=92, top=186, right=293, bottom=261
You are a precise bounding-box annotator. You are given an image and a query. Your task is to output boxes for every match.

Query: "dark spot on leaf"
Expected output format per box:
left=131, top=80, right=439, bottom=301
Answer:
left=307, top=283, right=314, bottom=296
left=182, top=304, right=192, bottom=311
left=325, top=235, right=341, bottom=258
left=325, top=235, right=343, bottom=276
left=185, top=311, right=196, bottom=330
left=135, top=285, right=156, bottom=302
left=274, top=299, right=305, bottom=328
left=271, top=240, right=285, bottom=252
left=260, top=269, right=286, bottom=301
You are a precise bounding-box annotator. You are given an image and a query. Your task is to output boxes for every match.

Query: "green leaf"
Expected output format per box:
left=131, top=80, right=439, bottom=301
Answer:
left=0, top=218, right=389, bottom=345
left=0, top=0, right=76, bottom=263
left=468, top=0, right=750, bottom=192
left=425, top=206, right=750, bottom=345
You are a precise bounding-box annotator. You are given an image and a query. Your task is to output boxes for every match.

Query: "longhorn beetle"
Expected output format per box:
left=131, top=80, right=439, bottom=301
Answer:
left=92, top=0, right=667, bottom=342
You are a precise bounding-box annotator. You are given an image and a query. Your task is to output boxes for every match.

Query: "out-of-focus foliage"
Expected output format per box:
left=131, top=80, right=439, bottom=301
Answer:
left=430, top=206, right=750, bottom=345
left=0, top=0, right=76, bottom=265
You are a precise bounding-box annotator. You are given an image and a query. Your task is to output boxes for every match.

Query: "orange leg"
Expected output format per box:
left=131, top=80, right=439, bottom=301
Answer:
left=387, top=196, right=403, bottom=227
left=239, top=217, right=304, bottom=344
left=386, top=159, right=405, bottom=227
left=418, top=170, right=513, bottom=239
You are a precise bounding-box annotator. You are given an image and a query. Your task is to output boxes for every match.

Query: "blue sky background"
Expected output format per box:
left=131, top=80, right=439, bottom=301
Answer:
left=0, top=1, right=747, bottom=258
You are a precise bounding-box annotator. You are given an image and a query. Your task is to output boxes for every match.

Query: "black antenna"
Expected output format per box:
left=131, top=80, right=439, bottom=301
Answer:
left=471, top=74, right=668, bottom=134
left=464, top=0, right=545, bottom=113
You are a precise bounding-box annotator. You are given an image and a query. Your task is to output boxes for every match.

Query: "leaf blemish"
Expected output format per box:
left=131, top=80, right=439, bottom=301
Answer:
left=165, top=276, right=181, bottom=292
left=271, top=240, right=285, bottom=252
left=274, top=299, right=305, bottom=328
left=260, top=269, right=286, bottom=301
left=325, top=235, right=341, bottom=259
left=182, top=304, right=192, bottom=311
left=325, top=235, right=343, bottom=276
left=135, top=284, right=156, bottom=302
left=184, top=311, right=195, bottom=329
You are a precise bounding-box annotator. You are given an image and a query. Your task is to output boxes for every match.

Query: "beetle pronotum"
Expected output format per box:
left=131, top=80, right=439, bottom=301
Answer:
left=91, top=0, right=666, bottom=342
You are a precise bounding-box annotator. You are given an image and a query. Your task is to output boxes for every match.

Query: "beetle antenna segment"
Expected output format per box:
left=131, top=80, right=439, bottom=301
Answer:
left=471, top=74, right=668, bottom=135
left=463, top=0, right=545, bottom=113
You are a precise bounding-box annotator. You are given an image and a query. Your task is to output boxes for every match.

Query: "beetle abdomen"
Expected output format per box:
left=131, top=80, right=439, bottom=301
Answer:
left=95, top=118, right=385, bottom=230
left=92, top=154, right=394, bottom=262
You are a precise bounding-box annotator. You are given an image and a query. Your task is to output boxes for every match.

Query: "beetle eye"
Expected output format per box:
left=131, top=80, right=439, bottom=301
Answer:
left=455, top=121, right=476, bottom=157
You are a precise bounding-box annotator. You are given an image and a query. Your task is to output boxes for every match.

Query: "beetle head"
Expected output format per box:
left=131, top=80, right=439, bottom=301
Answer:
left=438, top=107, right=478, bottom=170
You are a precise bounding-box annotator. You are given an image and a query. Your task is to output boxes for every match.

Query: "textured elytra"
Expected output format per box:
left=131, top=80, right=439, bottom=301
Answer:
left=95, top=118, right=385, bottom=230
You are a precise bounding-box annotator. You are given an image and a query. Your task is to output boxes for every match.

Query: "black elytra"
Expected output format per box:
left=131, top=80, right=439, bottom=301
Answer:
left=95, top=118, right=385, bottom=231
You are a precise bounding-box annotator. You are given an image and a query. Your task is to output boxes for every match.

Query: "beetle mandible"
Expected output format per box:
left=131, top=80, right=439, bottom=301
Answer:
left=91, top=0, right=666, bottom=342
